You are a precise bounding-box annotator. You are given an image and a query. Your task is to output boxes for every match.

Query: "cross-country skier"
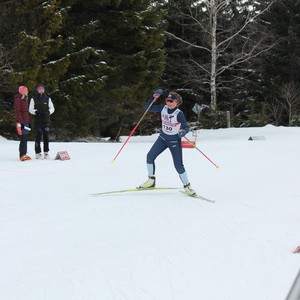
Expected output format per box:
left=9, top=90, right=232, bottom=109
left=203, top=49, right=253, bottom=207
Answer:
left=138, top=89, right=196, bottom=196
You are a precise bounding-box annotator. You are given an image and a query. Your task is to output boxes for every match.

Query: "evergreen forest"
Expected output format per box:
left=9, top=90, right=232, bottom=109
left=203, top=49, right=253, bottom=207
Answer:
left=0, top=0, right=299, bottom=140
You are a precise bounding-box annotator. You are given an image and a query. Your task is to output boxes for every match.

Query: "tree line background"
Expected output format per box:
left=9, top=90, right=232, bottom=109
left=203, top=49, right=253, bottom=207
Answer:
left=0, top=0, right=299, bottom=141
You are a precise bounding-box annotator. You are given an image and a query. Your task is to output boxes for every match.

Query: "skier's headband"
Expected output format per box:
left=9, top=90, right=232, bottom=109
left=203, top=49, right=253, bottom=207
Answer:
left=166, top=93, right=177, bottom=103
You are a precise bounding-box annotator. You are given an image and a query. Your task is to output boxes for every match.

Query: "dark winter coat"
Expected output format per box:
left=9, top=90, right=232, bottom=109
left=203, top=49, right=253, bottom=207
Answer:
left=31, top=93, right=51, bottom=123
left=14, top=93, right=30, bottom=124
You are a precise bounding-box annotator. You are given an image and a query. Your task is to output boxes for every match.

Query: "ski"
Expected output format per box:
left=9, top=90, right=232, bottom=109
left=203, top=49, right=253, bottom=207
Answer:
left=91, top=187, right=179, bottom=196
left=179, top=190, right=215, bottom=203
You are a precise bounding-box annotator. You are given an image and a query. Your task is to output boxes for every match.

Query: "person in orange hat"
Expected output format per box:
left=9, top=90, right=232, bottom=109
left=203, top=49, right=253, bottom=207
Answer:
left=14, top=86, right=31, bottom=161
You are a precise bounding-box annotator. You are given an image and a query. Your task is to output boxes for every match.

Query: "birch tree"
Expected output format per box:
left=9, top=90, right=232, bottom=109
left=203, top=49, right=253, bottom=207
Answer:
left=266, top=96, right=283, bottom=126
left=166, top=0, right=278, bottom=110
left=280, top=82, right=300, bottom=126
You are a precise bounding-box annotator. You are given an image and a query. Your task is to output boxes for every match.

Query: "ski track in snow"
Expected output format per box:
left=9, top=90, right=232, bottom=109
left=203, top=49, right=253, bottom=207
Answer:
left=0, top=125, right=300, bottom=300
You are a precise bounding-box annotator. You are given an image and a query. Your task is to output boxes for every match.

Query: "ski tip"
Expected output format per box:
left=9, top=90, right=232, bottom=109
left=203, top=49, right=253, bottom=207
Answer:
left=179, top=190, right=215, bottom=203
left=292, top=246, right=300, bottom=254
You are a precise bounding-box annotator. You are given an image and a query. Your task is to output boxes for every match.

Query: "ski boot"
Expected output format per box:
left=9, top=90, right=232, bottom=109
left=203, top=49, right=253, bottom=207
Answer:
left=138, top=176, right=156, bottom=189
left=184, top=183, right=196, bottom=196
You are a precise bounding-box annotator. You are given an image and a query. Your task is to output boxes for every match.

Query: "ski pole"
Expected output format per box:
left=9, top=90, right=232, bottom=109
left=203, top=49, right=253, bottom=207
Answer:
left=111, top=95, right=159, bottom=163
left=183, top=136, right=220, bottom=169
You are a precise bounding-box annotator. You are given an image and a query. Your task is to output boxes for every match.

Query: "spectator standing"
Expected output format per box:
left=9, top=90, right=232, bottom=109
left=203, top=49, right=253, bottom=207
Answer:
left=29, top=84, right=55, bottom=159
left=14, top=86, right=31, bottom=161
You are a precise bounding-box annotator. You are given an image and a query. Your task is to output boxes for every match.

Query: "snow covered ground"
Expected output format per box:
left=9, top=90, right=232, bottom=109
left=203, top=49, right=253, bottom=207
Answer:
left=0, top=125, right=299, bottom=300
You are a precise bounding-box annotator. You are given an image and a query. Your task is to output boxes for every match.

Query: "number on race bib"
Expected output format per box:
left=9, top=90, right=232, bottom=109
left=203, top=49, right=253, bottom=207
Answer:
left=163, top=124, right=173, bottom=132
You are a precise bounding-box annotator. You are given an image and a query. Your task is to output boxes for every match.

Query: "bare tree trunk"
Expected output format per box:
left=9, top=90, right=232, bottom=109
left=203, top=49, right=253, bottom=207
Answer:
left=280, top=82, right=300, bottom=126
left=266, top=96, right=283, bottom=126
left=210, top=0, right=217, bottom=110
left=165, top=0, right=278, bottom=110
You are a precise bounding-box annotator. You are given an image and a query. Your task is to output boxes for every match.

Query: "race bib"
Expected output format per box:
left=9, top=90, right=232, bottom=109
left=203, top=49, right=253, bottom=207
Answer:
left=161, top=106, right=181, bottom=135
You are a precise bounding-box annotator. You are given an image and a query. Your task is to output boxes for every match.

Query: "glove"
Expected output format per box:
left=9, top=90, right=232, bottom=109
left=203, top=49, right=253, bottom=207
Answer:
left=16, top=123, right=22, bottom=135
left=178, top=130, right=187, bottom=138
left=154, top=89, right=163, bottom=95
left=153, top=89, right=163, bottom=101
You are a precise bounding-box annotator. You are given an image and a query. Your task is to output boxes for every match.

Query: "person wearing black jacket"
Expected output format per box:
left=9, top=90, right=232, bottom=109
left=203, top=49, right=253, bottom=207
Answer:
left=29, top=84, right=55, bottom=159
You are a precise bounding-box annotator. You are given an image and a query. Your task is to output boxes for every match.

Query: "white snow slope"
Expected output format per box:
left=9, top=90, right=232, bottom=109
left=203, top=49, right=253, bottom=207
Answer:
left=0, top=125, right=299, bottom=300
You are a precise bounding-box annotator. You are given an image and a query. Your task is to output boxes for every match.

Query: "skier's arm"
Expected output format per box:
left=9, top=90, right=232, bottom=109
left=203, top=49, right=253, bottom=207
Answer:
left=178, top=111, right=190, bottom=138
left=178, top=112, right=189, bottom=133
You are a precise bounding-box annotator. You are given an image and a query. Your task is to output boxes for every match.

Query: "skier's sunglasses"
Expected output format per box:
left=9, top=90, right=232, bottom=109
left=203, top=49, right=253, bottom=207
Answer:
left=166, top=98, right=176, bottom=103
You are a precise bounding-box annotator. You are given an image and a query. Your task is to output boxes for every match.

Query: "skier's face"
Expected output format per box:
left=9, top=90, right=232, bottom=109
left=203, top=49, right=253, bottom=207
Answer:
left=165, top=93, right=178, bottom=109
left=37, top=86, right=44, bottom=94
left=166, top=98, right=177, bottom=109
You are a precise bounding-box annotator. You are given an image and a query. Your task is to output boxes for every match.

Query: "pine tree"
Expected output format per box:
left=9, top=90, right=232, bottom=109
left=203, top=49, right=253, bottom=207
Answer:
left=51, top=0, right=166, bottom=138
left=3, top=0, right=68, bottom=89
left=260, top=0, right=300, bottom=88
left=0, top=0, right=69, bottom=137
left=1, top=0, right=167, bottom=138
left=256, top=0, right=300, bottom=125
left=163, top=0, right=210, bottom=121
left=87, top=0, right=167, bottom=137
left=51, top=0, right=110, bottom=138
